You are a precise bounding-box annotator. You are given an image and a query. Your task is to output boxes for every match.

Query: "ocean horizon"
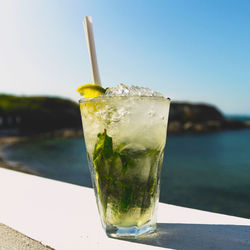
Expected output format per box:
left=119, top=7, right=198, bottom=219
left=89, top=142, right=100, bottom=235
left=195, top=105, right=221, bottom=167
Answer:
left=226, top=114, right=250, bottom=121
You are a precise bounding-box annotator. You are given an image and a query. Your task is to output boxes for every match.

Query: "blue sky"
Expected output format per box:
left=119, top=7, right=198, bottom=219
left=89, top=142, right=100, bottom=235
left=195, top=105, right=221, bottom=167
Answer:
left=0, top=0, right=250, bottom=114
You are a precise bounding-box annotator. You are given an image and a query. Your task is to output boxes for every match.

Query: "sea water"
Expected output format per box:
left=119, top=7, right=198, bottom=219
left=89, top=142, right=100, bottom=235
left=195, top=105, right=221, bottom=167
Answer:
left=2, top=129, right=250, bottom=218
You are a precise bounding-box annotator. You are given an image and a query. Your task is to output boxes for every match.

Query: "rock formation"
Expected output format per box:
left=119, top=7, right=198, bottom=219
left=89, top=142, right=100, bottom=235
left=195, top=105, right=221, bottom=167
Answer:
left=0, top=95, right=249, bottom=136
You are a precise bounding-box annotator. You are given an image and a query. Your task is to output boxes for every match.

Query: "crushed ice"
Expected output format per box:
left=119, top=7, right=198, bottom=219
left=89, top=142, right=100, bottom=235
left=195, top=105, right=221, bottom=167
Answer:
left=105, top=84, right=164, bottom=97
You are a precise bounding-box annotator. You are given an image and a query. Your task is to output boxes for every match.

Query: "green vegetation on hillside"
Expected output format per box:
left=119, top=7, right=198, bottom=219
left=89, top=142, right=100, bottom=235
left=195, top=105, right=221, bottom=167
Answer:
left=0, top=94, right=78, bottom=111
left=0, top=94, right=248, bottom=135
left=0, top=94, right=81, bottom=134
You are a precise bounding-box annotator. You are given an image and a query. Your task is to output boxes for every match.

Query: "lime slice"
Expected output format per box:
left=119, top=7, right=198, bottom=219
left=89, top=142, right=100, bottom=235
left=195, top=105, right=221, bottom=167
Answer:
left=77, top=84, right=106, bottom=98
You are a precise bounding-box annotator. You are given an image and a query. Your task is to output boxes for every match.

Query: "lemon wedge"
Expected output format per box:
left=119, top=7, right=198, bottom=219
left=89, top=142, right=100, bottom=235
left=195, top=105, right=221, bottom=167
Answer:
left=78, top=84, right=106, bottom=113
left=77, top=84, right=106, bottom=98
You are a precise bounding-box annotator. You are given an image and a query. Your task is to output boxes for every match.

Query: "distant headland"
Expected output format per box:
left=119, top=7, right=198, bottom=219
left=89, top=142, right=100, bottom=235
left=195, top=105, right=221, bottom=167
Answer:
left=168, top=102, right=250, bottom=134
left=0, top=94, right=249, bottom=138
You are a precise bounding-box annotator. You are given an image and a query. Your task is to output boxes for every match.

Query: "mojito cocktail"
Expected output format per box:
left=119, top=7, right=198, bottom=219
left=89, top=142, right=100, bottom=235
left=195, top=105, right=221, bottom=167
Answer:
left=79, top=85, right=170, bottom=239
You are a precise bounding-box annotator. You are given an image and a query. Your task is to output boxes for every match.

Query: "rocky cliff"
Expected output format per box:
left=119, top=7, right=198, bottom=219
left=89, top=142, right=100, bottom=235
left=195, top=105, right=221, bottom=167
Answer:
left=168, top=102, right=249, bottom=134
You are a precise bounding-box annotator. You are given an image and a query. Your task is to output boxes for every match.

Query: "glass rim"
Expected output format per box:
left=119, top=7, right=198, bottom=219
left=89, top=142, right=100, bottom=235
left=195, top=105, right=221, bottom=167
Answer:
left=79, top=95, right=171, bottom=103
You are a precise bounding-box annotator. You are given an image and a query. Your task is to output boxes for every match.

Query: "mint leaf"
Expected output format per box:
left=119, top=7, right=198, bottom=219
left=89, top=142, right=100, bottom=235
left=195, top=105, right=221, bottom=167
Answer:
left=93, top=129, right=113, bottom=160
left=121, top=186, right=133, bottom=211
left=119, top=153, right=129, bottom=173
left=92, top=129, right=114, bottom=214
left=92, top=130, right=163, bottom=222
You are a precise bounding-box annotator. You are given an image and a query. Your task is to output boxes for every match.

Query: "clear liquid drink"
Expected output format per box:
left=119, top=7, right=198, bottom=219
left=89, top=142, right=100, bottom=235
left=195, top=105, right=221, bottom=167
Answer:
left=80, top=95, right=170, bottom=238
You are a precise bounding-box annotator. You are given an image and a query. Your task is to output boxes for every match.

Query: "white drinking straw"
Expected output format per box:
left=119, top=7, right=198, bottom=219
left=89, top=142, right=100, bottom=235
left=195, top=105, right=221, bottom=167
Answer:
left=83, top=16, right=102, bottom=86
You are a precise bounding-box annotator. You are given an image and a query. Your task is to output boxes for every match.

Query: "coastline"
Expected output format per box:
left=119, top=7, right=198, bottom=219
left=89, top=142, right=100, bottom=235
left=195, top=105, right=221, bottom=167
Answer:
left=167, top=120, right=250, bottom=134
left=1, top=125, right=250, bottom=176
left=0, top=128, right=83, bottom=175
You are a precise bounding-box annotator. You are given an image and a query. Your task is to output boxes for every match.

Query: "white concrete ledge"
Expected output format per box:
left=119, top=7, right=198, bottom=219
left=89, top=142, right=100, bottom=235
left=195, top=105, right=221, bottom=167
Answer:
left=0, top=168, right=249, bottom=250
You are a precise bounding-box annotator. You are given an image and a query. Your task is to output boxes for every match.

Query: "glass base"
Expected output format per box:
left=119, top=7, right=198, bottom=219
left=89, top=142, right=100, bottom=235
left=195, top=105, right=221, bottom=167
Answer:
left=106, top=223, right=156, bottom=239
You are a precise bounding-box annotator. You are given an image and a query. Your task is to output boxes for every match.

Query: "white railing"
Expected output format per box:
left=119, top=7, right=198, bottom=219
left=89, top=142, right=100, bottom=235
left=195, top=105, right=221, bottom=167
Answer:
left=0, top=168, right=249, bottom=250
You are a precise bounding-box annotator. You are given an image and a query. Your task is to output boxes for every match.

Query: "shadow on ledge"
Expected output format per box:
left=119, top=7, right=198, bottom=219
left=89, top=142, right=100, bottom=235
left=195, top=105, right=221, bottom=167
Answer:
left=127, top=223, right=250, bottom=250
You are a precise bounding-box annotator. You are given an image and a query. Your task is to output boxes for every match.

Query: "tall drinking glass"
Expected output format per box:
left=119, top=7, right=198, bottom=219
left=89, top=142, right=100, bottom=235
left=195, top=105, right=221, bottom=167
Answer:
left=80, top=95, right=170, bottom=239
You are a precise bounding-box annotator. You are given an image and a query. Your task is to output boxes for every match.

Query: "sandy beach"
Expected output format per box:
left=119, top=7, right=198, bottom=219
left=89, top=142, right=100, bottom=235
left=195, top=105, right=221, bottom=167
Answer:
left=0, top=129, right=83, bottom=175
left=0, top=136, right=36, bottom=175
